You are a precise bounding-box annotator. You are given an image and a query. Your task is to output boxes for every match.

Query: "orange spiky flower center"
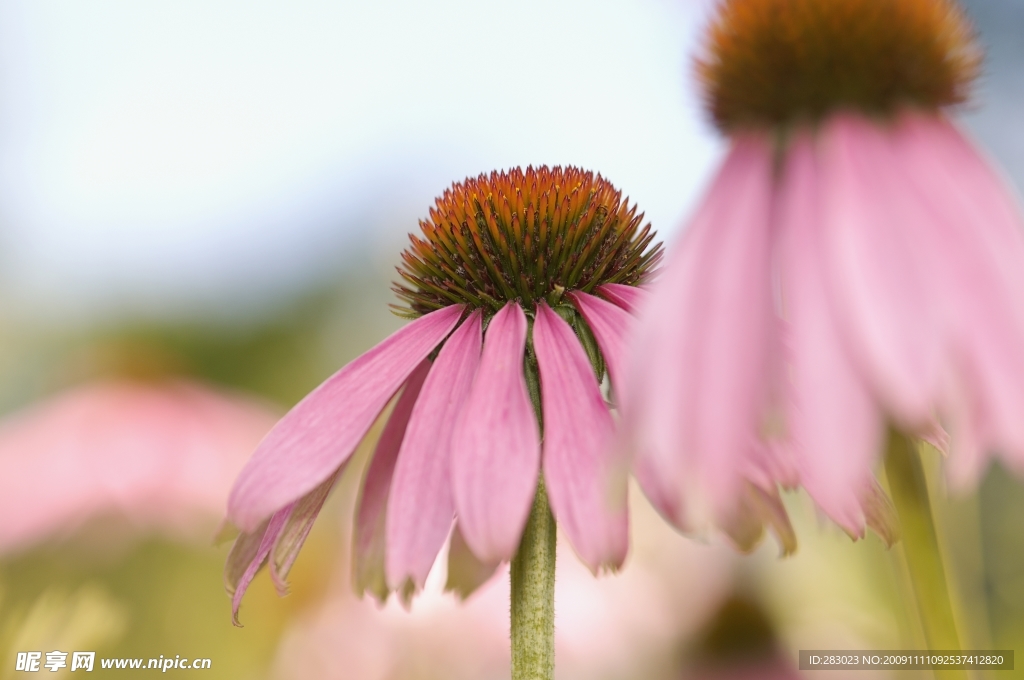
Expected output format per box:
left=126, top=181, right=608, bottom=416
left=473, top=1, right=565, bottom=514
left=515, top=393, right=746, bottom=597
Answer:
left=393, top=166, right=662, bottom=317
left=697, top=0, right=981, bottom=132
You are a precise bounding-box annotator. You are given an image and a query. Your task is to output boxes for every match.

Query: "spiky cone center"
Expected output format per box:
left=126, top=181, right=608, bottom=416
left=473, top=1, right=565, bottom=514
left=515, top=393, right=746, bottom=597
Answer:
left=393, top=166, right=661, bottom=319
left=697, top=0, right=981, bottom=132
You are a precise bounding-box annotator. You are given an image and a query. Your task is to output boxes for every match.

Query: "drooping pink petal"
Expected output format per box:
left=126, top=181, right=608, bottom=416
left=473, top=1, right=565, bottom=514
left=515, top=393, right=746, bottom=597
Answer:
left=861, top=479, right=900, bottom=548
left=227, top=505, right=292, bottom=625
left=749, top=486, right=797, bottom=556
left=777, top=132, right=882, bottom=535
left=630, top=454, right=688, bottom=530
left=446, top=524, right=500, bottom=599
left=625, top=136, right=775, bottom=530
left=228, top=305, right=463, bottom=532
left=224, top=519, right=268, bottom=598
left=719, top=484, right=796, bottom=556
left=887, top=113, right=1024, bottom=484
left=718, top=501, right=763, bottom=554
left=230, top=456, right=354, bottom=612
left=919, top=417, right=951, bottom=457
left=596, top=283, right=650, bottom=315
left=533, top=302, right=627, bottom=571
left=745, top=294, right=801, bottom=492
left=568, top=291, right=633, bottom=395
left=352, top=359, right=432, bottom=602
left=940, top=385, right=989, bottom=489
left=741, top=438, right=798, bottom=498
left=386, top=311, right=482, bottom=590
left=269, top=464, right=346, bottom=596
left=450, top=303, right=540, bottom=564
left=818, top=114, right=942, bottom=430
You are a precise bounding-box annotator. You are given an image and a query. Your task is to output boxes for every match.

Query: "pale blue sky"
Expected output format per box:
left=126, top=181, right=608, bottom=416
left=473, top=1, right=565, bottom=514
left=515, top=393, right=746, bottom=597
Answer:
left=1, top=0, right=1018, bottom=324
left=0, top=0, right=722, bottom=321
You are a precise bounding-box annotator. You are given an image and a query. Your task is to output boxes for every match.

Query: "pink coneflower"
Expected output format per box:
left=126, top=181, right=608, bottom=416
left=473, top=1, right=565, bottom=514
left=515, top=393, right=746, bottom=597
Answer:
left=224, top=167, right=662, bottom=638
left=627, top=0, right=1024, bottom=540
left=0, top=379, right=277, bottom=554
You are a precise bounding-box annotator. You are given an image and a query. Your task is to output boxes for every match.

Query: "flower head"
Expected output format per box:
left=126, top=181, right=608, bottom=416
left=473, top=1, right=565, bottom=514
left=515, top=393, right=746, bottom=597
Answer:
left=226, top=167, right=661, bottom=620
left=698, top=0, right=979, bottom=131
left=627, top=0, right=1024, bottom=540
left=394, top=166, right=659, bottom=316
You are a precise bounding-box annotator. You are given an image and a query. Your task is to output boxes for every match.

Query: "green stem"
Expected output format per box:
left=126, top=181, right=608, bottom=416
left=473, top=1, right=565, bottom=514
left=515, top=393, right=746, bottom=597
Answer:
left=884, top=430, right=965, bottom=680
left=511, top=477, right=557, bottom=680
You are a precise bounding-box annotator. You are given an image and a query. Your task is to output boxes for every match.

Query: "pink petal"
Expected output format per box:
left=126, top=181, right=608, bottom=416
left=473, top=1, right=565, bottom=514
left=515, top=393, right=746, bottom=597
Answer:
left=596, top=283, right=650, bottom=315
left=719, top=484, right=796, bottom=556
left=269, top=465, right=345, bottom=596
left=228, top=305, right=463, bottom=532
left=385, top=311, right=483, bottom=590
left=352, top=359, right=431, bottom=602
left=631, top=454, right=688, bottom=530
left=568, top=291, right=633, bottom=395
left=625, top=136, right=775, bottom=528
left=742, top=438, right=799, bottom=497
left=818, top=114, right=942, bottom=429
left=888, top=113, right=1024, bottom=483
left=749, top=486, right=797, bottom=556
left=227, top=505, right=292, bottom=625
left=717, top=493, right=764, bottom=553
left=777, top=132, right=882, bottom=534
left=446, top=523, right=500, bottom=599
left=533, top=302, right=627, bottom=571
left=861, top=479, right=900, bottom=547
left=450, top=303, right=540, bottom=563
left=224, top=519, right=268, bottom=599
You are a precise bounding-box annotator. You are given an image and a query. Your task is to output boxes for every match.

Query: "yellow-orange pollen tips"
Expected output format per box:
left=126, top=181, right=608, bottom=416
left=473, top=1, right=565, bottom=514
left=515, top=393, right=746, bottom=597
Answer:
left=697, top=0, right=981, bottom=132
left=393, top=166, right=661, bottom=317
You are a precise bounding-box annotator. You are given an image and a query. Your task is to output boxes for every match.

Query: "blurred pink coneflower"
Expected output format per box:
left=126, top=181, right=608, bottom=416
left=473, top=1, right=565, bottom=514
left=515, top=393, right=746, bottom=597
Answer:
left=0, top=379, right=278, bottom=554
left=225, top=167, right=663, bottom=624
left=627, top=0, right=1024, bottom=538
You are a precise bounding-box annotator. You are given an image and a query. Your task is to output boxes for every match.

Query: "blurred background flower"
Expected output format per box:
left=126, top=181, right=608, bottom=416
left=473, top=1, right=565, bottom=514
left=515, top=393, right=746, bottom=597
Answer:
left=0, top=378, right=278, bottom=553
left=0, top=0, right=1021, bottom=678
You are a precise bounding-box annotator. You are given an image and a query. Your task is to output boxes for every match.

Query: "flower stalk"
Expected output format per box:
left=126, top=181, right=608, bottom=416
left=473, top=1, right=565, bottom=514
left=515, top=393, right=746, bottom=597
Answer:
left=884, top=430, right=965, bottom=680
left=510, top=349, right=557, bottom=680
left=511, top=477, right=557, bottom=680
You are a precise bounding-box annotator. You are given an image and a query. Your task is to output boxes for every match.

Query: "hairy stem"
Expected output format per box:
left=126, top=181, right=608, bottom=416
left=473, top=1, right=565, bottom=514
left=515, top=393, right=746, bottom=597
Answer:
left=511, top=477, right=557, bottom=680
left=885, top=430, right=965, bottom=680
